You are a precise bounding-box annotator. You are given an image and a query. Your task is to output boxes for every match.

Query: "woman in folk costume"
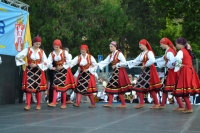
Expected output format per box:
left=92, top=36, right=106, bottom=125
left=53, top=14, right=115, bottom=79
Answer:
left=15, top=36, right=48, bottom=110
left=47, top=39, right=76, bottom=109
left=172, top=37, right=200, bottom=113
left=70, top=44, right=97, bottom=108
left=127, top=39, right=162, bottom=109
left=98, top=41, right=132, bottom=108
left=156, top=37, right=184, bottom=110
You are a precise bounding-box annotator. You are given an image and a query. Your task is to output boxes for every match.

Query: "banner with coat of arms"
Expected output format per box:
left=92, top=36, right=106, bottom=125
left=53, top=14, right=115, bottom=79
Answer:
left=0, top=2, right=31, bottom=56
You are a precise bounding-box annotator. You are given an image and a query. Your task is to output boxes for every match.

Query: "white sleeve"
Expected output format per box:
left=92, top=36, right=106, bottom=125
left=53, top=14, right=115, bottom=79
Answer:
left=63, top=50, right=71, bottom=69
left=174, top=50, right=183, bottom=72
left=116, top=52, right=127, bottom=68
left=15, top=48, right=28, bottom=66
left=37, top=50, right=48, bottom=71
left=70, top=56, right=78, bottom=68
left=69, top=54, right=72, bottom=60
left=98, top=55, right=110, bottom=70
left=88, top=56, right=98, bottom=75
left=47, top=53, right=53, bottom=69
left=64, top=50, right=71, bottom=63
left=126, top=54, right=141, bottom=69
left=166, top=52, right=175, bottom=69
left=155, top=56, right=165, bottom=68
left=74, top=68, right=80, bottom=78
left=41, top=51, right=48, bottom=64
left=145, top=51, right=155, bottom=67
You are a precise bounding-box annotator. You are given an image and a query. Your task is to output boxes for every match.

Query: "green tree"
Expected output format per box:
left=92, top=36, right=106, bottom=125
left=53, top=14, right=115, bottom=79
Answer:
left=121, top=0, right=169, bottom=58
left=23, top=0, right=195, bottom=59
left=155, top=0, right=200, bottom=58
left=158, top=18, right=182, bottom=52
left=21, top=0, right=128, bottom=59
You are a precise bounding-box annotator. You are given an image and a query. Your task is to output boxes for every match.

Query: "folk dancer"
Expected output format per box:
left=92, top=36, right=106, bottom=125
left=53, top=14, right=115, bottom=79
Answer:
left=172, top=37, right=200, bottom=113
left=47, top=39, right=76, bottom=109
left=127, top=39, right=162, bottom=109
left=98, top=41, right=132, bottom=108
left=15, top=36, right=48, bottom=110
left=70, top=44, right=98, bottom=108
left=156, top=37, right=184, bottom=110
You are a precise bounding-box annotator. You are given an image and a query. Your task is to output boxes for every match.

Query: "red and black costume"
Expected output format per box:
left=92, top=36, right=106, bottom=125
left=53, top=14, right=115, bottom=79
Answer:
left=127, top=39, right=162, bottom=109
left=156, top=37, right=184, bottom=110
left=98, top=41, right=132, bottom=108
left=15, top=36, right=48, bottom=110
left=47, top=39, right=76, bottom=109
left=70, top=44, right=97, bottom=108
left=172, top=37, right=200, bottom=113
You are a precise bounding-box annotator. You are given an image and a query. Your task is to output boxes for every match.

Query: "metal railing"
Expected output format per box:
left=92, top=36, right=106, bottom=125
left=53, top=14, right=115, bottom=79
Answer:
left=1, top=0, right=29, bottom=11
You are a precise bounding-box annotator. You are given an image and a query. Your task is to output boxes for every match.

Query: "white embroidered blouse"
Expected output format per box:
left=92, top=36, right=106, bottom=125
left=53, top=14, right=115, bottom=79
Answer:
left=47, top=50, right=71, bottom=69
left=98, top=50, right=127, bottom=70
left=70, top=53, right=97, bottom=75
left=156, top=48, right=176, bottom=69
left=127, top=51, right=155, bottom=69
left=15, top=47, right=48, bottom=71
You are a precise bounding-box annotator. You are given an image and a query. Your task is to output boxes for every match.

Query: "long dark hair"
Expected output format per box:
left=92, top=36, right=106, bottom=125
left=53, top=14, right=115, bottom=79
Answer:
left=175, top=37, right=196, bottom=60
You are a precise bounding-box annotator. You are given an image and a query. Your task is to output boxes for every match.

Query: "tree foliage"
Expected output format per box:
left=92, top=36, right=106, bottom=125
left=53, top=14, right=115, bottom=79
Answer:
left=21, top=0, right=127, bottom=58
left=121, top=0, right=168, bottom=57
left=155, top=0, right=200, bottom=57
left=20, top=0, right=200, bottom=60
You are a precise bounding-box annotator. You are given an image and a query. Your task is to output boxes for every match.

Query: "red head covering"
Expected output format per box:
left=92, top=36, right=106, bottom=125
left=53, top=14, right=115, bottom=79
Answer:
left=53, top=39, right=62, bottom=48
left=80, top=44, right=89, bottom=53
left=160, top=37, right=176, bottom=53
left=110, top=41, right=118, bottom=48
left=33, top=36, right=42, bottom=43
left=139, top=39, right=154, bottom=52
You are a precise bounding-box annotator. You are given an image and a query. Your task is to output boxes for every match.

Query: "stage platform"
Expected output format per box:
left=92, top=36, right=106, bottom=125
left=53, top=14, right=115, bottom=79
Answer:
left=0, top=103, right=199, bottom=133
